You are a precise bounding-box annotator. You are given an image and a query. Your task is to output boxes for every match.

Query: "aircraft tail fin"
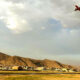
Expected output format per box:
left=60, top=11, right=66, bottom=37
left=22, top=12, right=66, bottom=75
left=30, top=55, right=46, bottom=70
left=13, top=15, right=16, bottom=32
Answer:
left=75, top=5, right=79, bottom=11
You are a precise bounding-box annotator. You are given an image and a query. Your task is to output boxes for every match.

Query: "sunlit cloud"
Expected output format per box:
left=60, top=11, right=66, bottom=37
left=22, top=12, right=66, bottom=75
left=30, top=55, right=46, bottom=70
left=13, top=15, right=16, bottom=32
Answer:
left=0, top=0, right=80, bottom=34
left=0, top=0, right=80, bottom=65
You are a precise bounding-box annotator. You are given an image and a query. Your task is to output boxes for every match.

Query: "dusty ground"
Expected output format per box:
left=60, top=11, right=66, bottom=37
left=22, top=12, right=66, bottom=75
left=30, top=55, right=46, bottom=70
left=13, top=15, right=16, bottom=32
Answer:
left=0, top=74, right=79, bottom=80
left=42, top=74, right=80, bottom=80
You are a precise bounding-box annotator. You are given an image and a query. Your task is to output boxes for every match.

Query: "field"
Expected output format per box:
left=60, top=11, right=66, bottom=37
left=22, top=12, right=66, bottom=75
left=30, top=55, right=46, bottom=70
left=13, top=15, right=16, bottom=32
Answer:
left=0, top=71, right=79, bottom=80
left=0, top=74, right=79, bottom=80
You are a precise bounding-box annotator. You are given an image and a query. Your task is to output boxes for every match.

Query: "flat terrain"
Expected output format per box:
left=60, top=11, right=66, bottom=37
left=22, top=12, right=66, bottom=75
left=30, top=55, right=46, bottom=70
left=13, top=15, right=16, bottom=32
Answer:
left=0, top=71, right=79, bottom=80
left=0, top=74, right=80, bottom=80
left=0, top=70, right=80, bottom=75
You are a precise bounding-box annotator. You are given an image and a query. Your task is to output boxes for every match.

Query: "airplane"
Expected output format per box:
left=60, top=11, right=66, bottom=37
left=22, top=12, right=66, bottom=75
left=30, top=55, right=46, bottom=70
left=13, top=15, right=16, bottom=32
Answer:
left=75, top=5, right=80, bottom=11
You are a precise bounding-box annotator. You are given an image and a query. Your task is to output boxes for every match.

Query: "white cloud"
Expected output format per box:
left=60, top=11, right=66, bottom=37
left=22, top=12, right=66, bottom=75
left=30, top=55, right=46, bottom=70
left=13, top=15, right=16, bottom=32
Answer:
left=0, top=0, right=80, bottom=33
left=41, top=26, right=46, bottom=30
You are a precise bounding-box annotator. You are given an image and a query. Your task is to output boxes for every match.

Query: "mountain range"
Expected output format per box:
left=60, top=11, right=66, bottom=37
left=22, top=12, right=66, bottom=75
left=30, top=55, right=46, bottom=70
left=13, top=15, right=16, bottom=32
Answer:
left=0, top=52, right=77, bottom=70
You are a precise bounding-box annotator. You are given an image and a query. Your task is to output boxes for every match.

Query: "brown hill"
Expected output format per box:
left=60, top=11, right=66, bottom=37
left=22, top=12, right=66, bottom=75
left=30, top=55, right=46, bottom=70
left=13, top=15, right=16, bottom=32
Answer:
left=0, top=52, right=76, bottom=69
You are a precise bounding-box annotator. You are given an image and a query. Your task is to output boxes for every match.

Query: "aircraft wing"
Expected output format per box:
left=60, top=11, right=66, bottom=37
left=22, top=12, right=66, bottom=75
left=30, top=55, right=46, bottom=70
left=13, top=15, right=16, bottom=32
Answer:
left=75, top=5, right=78, bottom=8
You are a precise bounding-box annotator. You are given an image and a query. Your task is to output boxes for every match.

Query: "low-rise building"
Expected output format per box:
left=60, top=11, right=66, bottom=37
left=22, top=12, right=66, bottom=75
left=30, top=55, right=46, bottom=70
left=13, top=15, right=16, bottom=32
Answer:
left=35, top=67, right=45, bottom=71
left=12, top=66, right=23, bottom=70
left=27, top=67, right=34, bottom=71
left=61, top=68, right=68, bottom=72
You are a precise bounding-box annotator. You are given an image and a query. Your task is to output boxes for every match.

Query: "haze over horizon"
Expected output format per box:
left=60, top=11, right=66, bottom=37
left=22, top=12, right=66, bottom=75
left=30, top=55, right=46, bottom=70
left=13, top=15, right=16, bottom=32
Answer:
left=0, top=0, right=80, bottom=66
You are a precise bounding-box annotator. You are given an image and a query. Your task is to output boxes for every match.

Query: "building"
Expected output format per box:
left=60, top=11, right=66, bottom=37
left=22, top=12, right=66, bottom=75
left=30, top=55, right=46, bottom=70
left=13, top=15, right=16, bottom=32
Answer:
left=34, top=67, right=44, bottom=71
left=61, top=68, right=68, bottom=72
left=27, top=67, right=34, bottom=71
left=23, top=66, right=28, bottom=70
left=12, top=66, right=23, bottom=70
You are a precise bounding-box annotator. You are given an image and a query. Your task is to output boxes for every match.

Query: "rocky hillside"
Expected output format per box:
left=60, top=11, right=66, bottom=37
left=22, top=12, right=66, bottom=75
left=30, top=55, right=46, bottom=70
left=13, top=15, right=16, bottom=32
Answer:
left=0, top=52, right=76, bottom=69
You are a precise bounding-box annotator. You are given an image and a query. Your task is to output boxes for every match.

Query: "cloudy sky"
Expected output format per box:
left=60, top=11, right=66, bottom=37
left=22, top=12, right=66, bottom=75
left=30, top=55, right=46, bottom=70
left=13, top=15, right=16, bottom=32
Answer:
left=0, top=0, right=80, bottom=65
